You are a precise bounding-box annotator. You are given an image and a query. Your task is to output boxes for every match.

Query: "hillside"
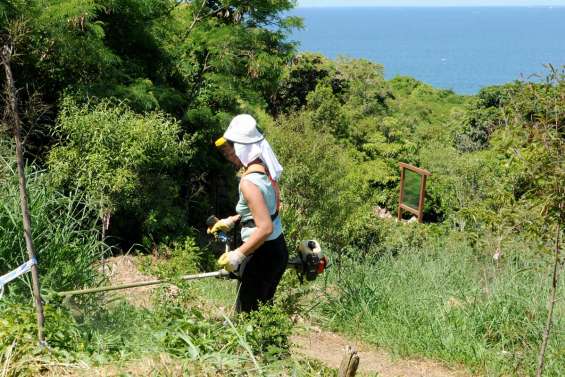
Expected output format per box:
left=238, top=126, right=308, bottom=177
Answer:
left=1, top=1, right=563, bottom=376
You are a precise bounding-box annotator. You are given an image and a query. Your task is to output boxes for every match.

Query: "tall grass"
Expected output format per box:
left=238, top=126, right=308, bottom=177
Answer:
left=320, top=232, right=564, bottom=376
left=0, top=155, right=104, bottom=295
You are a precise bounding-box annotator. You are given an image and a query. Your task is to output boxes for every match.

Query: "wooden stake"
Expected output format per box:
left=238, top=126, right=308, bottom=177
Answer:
left=397, top=166, right=405, bottom=221
left=1, top=44, right=46, bottom=344
left=536, top=222, right=561, bottom=377
left=338, top=345, right=360, bottom=377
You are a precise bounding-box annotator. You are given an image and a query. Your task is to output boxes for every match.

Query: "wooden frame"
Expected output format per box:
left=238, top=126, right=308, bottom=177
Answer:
left=398, top=162, right=431, bottom=223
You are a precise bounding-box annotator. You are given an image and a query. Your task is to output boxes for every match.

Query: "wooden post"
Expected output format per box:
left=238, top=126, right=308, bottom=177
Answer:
left=101, top=211, right=110, bottom=274
left=338, top=345, right=360, bottom=377
left=536, top=222, right=561, bottom=377
left=1, top=44, right=46, bottom=344
left=397, top=167, right=405, bottom=221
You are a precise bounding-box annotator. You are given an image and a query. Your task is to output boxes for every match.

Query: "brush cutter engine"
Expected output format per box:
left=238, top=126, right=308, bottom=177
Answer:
left=288, top=240, right=328, bottom=282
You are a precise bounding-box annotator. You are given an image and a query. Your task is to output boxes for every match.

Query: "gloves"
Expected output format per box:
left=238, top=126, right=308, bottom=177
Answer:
left=207, top=216, right=238, bottom=235
left=217, top=249, right=246, bottom=272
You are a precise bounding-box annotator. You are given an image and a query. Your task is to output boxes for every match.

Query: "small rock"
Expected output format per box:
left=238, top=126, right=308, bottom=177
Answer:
left=373, top=206, right=393, bottom=219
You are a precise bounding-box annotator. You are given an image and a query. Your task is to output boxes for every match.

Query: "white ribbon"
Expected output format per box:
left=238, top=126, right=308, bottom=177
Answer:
left=0, top=258, right=37, bottom=299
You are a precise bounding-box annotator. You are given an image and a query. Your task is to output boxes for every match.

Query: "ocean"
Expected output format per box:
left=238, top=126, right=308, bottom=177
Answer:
left=288, top=7, right=565, bottom=94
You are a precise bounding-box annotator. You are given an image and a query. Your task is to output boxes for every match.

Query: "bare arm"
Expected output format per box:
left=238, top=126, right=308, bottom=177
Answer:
left=237, top=179, right=273, bottom=256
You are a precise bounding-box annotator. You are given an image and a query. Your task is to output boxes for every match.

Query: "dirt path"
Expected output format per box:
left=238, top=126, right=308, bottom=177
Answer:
left=292, top=327, right=471, bottom=377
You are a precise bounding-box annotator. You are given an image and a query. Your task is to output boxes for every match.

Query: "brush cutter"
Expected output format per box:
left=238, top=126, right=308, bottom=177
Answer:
left=206, top=215, right=328, bottom=282
left=54, top=217, right=328, bottom=300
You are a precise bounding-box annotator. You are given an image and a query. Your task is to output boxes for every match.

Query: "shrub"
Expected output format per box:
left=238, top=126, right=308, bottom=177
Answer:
left=48, top=97, right=194, bottom=245
left=137, top=235, right=202, bottom=279
left=264, top=112, right=364, bottom=252
left=0, top=299, right=84, bottom=377
left=241, top=304, right=293, bottom=360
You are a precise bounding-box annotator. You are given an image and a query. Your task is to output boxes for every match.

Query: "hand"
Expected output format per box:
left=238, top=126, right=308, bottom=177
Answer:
left=217, top=249, right=246, bottom=272
left=207, top=215, right=240, bottom=235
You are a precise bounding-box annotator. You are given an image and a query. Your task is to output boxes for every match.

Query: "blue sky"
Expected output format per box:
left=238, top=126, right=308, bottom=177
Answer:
left=298, top=0, right=565, bottom=6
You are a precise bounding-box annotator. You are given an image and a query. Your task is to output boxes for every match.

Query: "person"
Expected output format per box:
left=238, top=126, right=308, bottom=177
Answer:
left=210, top=114, right=288, bottom=313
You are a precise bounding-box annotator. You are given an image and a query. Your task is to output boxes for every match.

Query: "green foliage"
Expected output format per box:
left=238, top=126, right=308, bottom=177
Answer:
left=306, top=83, right=349, bottom=138
left=137, top=235, right=202, bottom=279
left=0, top=300, right=84, bottom=376
left=263, top=112, right=363, bottom=251
left=272, top=54, right=391, bottom=118
left=151, top=287, right=294, bottom=367
left=1, top=0, right=118, bottom=110
left=335, top=56, right=390, bottom=118
left=3, top=0, right=301, bottom=244
left=497, top=68, right=565, bottom=233
left=0, top=158, right=104, bottom=293
left=435, top=68, right=565, bottom=244
left=271, top=52, right=341, bottom=114
left=48, top=97, right=193, bottom=242
left=0, top=278, right=326, bottom=376
left=455, top=83, right=517, bottom=152
left=240, top=304, right=293, bottom=360
left=158, top=0, right=299, bottom=112
left=265, top=64, right=466, bottom=250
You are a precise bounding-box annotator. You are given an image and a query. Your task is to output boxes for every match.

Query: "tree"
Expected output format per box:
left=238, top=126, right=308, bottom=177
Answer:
left=270, top=53, right=340, bottom=114
left=335, top=57, right=390, bottom=118
left=1, top=0, right=301, bottom=244
left=498, top=68, right=564, bottom=376
left=1, top=23, right=45, bottom=344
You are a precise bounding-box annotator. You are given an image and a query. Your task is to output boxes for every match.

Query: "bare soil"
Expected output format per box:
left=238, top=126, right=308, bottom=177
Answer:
left=102, top=255, right=178, bottom=307
left=291, top=326, right=472, bottom=377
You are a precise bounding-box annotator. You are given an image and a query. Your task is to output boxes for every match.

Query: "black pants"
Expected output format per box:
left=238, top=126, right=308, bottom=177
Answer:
left=236, top=234, right=288, bottom=313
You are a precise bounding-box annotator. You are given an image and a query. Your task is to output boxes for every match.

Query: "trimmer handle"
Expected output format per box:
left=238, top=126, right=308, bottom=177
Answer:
left=206, top=215, right=230, bottom=244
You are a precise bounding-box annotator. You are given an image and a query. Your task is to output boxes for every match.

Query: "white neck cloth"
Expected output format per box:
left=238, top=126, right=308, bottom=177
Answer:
left=234, top=139, right=283, bottom=181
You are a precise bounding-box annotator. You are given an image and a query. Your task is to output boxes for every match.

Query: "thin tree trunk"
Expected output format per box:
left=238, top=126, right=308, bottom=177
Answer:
left=536, top=223, right=561, bottom=377
left=100, top=211, right=110, bottom=274
left=1, top=44, right=45, bottom=344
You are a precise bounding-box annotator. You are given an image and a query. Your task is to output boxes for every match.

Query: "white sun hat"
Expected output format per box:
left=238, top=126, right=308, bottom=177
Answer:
left=224, top=114, right=265, bottom=144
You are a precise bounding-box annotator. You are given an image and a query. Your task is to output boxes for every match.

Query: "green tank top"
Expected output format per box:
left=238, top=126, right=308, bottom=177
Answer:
left=236, top=172, right=282, bottom=242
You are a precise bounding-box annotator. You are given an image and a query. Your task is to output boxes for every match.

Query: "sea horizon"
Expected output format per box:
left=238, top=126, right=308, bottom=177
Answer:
left=288, top=6, right=565, bottom=94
